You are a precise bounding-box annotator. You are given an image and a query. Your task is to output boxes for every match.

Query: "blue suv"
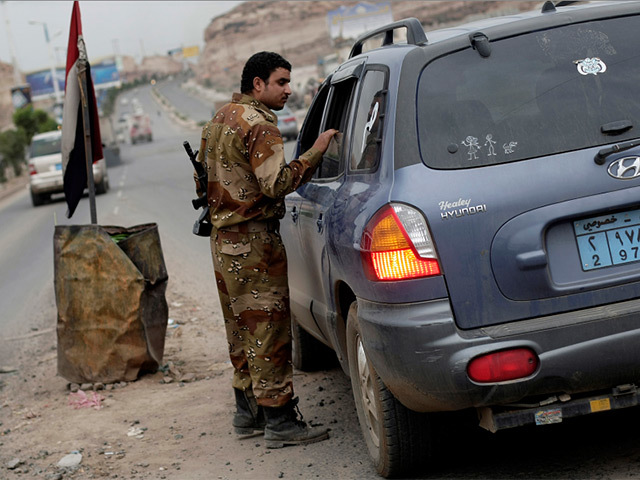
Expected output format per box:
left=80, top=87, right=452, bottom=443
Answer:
left=281, top=2, right=640, bottom=476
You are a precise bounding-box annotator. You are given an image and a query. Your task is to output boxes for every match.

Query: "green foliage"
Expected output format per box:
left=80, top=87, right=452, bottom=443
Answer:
left=12, top=107, right=58, bottom=143
left=0, top=107, right=57, bottom=183
left=0, top=128, right=28, bottom=177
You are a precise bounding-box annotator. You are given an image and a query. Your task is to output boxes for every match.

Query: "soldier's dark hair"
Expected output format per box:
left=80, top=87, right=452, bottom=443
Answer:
left=241, top=51, right=292, bottom=94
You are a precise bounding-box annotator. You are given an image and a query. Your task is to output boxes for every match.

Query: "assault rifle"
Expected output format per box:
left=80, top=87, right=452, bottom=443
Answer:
left=183, top=141, right=213, bottom=237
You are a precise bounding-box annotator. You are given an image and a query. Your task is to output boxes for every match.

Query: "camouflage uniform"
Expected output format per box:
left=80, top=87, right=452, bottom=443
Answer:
left=196, top=93, right=322, bottom=408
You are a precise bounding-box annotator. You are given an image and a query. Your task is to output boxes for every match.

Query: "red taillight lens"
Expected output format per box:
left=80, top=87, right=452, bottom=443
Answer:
left=361, top=204, right=441, bottom=281
left=467, top=348, right=539, bottom=383
left=28, top=163, right=37, bottom=175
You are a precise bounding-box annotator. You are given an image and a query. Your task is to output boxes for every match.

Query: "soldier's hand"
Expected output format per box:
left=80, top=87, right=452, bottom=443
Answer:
left=312, top=129, right=339, bottom=154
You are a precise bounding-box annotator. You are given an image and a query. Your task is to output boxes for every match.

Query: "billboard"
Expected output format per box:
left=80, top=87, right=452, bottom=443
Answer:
left=26, top=58, right=121, bottom=101
left=25, top=68, right=65, bottom=101
left=182, top=46, right=200, bottom=58
left=327, top=2, right=393, bottom=41
left=11, top=84, right=32, bottom=110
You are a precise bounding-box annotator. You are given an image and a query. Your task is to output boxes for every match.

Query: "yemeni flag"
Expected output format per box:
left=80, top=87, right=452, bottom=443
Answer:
left=61, top=1, right=102, bottom=219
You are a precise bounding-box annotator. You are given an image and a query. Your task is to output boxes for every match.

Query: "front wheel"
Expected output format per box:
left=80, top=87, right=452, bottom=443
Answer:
left=346, top=302, right=432, bottom=478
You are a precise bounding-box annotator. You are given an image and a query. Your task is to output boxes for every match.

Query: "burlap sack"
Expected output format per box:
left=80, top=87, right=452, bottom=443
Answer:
left=54, top=223, right=168, bottom=383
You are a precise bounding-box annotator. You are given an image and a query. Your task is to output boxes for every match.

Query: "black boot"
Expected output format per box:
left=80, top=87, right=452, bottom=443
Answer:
left=233, top=388, right=265, bottom=435
left=263, top=397, right=329, bottom=448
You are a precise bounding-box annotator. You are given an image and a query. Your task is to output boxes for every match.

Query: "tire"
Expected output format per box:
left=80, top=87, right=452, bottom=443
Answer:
left=291, top=315, right=337, bottom=371
left=346, top=302, right=433, bottom=478
left=30, top=189, right=45, bottom=207
left=95, top=176, right=109, bottom=195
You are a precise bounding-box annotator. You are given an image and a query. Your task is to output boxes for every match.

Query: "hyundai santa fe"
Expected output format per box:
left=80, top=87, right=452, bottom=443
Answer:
left=280, top=1, right=640, bottom=477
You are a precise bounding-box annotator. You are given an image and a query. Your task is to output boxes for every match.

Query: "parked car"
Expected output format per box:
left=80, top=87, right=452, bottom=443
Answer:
left=129, top=113, right=152, bottom=144
left=28, top=129, right=109, bottom=207
left=281, top=2, right=640, bottom=477
left=277, top=105, right=299, bottom=141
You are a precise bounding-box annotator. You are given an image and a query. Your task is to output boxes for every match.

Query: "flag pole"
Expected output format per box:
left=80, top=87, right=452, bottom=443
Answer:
left=76, top=45, right=97, bottom=224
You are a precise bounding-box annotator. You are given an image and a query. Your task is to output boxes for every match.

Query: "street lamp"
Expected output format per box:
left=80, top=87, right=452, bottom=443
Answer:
left=29, top=19, right=63, bottom=105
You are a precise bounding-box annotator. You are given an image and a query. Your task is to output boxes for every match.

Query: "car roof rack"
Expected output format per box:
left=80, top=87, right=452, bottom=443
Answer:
left=348, top=17, right=427, bottom=59
left=542, top=1, right=580, bottom=13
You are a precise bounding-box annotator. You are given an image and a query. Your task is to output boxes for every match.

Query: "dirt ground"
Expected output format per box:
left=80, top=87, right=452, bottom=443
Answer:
left=0, top=243, right=375, bottom=479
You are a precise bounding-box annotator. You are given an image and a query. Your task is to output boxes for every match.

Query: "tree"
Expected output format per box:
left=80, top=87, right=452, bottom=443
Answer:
left=13, top=107, right=58, bottom=143
left=0, top=129, right=28, bottom=177
left=0, top=107, right=57, bottom=183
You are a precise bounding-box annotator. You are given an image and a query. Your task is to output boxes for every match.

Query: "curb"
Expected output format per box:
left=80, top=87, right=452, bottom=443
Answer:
left=151, top=87, right=200, bottom=130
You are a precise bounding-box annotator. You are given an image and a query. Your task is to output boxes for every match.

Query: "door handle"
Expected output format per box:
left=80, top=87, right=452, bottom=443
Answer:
left=290, top=205, right=298, bottom=223
left=316, top=213, right=324, bottom=233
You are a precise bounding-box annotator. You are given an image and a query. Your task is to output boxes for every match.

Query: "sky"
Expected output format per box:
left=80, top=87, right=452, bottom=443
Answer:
left=0, top=1, right=242, bottom=74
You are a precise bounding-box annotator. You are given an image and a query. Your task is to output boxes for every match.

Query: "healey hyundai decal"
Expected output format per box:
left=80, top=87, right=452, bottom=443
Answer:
left=439, top=198, right=487, bottom=220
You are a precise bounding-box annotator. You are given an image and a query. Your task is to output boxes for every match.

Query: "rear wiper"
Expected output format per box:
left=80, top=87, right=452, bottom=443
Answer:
left=594, top=139, right=640, bottom=165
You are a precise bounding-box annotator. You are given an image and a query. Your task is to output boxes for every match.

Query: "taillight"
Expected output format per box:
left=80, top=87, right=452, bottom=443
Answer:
left=28, top=163, right=37, bottom=175
left=467, top=348, right=539, bottom=383
left=361, top=204, right=441, bottom=281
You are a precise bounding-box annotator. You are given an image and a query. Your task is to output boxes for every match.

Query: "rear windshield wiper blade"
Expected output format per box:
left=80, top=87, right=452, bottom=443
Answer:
left=594, top=139, right=640, bottom=165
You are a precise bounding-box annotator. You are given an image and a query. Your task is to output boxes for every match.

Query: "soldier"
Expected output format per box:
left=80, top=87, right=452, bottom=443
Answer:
left=195, top=51, right=338, bottom=448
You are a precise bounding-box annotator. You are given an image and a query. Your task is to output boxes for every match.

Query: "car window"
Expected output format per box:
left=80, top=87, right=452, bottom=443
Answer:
left=30, top=136, right=61, bottom=157
left=417, top=15, right=640, bottom=169
left=312, top=76, right=357, bottom=180
left=299, top=81, right=330, bottom=153
left=350, top=69, right=387, bottom=172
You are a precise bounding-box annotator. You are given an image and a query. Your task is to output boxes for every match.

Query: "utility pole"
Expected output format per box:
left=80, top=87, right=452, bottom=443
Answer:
left=29, top=19, right=63, bottom=105
left=1, top=0, right=23, bottom=84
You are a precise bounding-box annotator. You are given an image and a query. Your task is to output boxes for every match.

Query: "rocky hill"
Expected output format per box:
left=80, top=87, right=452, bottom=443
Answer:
left=195, top=1, right=541, bottom=93
left=0, top=1, right=544, bottom=132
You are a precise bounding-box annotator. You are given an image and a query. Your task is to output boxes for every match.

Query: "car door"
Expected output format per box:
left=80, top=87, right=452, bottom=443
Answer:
left=282, top=79, right=332, bottom=341
left=295, top=61, right=362, bottom=342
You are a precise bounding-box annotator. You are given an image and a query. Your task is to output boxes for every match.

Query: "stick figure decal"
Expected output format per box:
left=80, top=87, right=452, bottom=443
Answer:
left=461, top=136, right=481, bottom=160
left=503, top=141, right=518, bottom=154
left=485, top=134, right=497, bottom=156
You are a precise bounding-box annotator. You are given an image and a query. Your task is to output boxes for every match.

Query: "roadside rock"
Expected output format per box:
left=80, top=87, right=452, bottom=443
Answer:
left=56, top=452, right=82, bottom=468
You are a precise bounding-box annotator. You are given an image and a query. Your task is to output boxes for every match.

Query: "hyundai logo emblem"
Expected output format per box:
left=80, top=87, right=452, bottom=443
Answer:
left=608, top=156, right=640, bottom=180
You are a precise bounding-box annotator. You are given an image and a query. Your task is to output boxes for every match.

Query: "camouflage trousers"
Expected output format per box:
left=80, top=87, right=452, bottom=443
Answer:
left=210, top=226, right=293, bottom=408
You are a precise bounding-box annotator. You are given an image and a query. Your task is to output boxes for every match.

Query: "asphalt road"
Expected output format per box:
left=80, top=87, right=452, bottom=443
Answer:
left=3, top=79, right=640, bottom=479
left=0, top=80, right=295, bottom=365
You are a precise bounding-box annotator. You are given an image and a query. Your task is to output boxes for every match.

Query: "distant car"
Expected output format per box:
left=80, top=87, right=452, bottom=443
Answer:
left=115, top=115, right=128, bottom=144
left=277, top=105, right=298, bottom=141
left=28, top=130, right=109, bottom=207
left=129, top=113, right=152, bottom=144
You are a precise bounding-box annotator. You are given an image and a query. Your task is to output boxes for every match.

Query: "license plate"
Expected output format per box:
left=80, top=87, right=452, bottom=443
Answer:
left=574, top=209, right=640, bottom=271
left=56, top=163, right=62, bottom=171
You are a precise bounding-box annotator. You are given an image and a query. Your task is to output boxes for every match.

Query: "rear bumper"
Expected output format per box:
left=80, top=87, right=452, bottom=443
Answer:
left=357, top=297, right=640, bottom=413
left=30, top=161, right=106, bottom=195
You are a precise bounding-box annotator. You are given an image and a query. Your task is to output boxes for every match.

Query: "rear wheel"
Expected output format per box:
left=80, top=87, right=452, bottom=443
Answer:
left=291, top=315, right=337, bottom=371
left=95, top=175, right=109, bottom=194
left=30, top=189, right=45, bottom=207
left=346, top=302, right=432, bottom=478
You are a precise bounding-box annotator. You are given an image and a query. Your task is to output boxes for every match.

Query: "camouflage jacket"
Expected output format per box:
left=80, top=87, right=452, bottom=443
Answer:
left=195, top=93, right=322, bottom=230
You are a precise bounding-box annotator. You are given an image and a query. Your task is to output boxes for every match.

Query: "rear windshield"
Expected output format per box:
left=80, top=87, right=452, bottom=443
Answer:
left=418, top=15, right=640, bottom=169
left=30, top=136, right=61, bottom=157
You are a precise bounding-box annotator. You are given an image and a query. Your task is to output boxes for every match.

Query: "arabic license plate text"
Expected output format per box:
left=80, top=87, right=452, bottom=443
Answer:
left=574, top=209, right=640, bottom=271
